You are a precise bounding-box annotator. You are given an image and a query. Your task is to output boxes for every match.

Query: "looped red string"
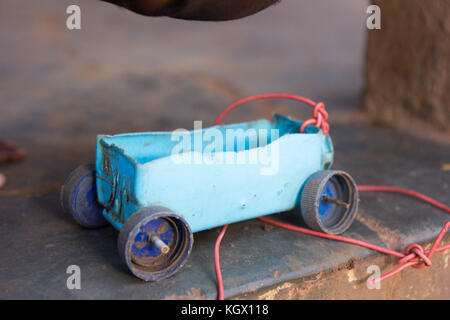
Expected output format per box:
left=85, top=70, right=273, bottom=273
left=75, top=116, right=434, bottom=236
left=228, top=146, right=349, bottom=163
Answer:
left=399, top=244, right=432, bottom=269
left=212, top=94, right=450, bottom=300
left=213, top=93, right=330, bottom=135
left=369, top=221, right=449, bottom=286
left=300, top=102, right=329, bottom=135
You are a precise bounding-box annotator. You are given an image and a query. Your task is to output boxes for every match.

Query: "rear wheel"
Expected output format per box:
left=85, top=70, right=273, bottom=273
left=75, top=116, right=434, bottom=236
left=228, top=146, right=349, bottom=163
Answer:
left=118, top=206, right=193, bottom=281
left=300, top=170, right=359, bottom=234
left=60, top=164, right=107, bottom=228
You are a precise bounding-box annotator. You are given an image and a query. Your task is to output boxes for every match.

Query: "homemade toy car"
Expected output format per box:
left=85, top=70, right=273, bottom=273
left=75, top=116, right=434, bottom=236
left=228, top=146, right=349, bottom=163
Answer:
left=61, top=113, right=359, bottom=281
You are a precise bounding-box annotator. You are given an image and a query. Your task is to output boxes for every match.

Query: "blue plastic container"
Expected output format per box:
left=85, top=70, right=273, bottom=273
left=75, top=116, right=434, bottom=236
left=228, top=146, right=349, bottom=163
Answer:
left=61, top=113, right=358, bottom=281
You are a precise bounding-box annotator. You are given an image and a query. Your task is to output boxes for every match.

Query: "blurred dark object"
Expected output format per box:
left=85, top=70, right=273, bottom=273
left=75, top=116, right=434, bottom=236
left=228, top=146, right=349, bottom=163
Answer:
left=0, top=140, right=27, bottom=189
left=0, top=140, right=27, bottom=164
left=364, top=0, right=450, bottom=133
left=101, top=0, right=279, bottom=20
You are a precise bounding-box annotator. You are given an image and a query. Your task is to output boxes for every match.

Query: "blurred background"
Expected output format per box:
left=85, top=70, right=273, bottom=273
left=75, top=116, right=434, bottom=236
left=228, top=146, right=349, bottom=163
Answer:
left=0, top=0, right=366, bottom=132
left=0, top=0, right=370, bottom=188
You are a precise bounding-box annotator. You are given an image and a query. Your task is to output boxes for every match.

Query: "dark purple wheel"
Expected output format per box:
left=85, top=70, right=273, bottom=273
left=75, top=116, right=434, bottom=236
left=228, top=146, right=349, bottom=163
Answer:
left=301, top=170, right=359, bottom=235
left=61, top=164, right=107, bottom=228
left=118, top=206, right=193, bottom=281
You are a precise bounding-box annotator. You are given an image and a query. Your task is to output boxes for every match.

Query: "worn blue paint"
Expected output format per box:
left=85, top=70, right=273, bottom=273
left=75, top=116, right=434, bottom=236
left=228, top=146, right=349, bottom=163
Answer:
left=61, top=164, right=108, bottom=228
left=116, top=207, right=193, bottom=281
left=71, top=178, right=102, bottom=226
left=319, top=175, right=351, bottom=226
left=300, top=170, right=358, bottom=234
left=132, top=218, right=174, bottom=258
left=319, top=180, right=339, bottom=221
left=95, top=113, right=334, bottom=233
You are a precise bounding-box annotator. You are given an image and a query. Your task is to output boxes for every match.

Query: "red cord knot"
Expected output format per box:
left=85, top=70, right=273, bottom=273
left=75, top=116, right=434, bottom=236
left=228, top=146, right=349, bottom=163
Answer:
left=398, top=244, right=432, bottom=269
left=300, top=102, right=330, bottom=135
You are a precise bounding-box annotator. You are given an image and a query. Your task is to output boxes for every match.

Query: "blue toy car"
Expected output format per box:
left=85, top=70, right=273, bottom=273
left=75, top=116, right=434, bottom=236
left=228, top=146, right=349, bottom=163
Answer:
left=61, top=113, right=359, bottom=281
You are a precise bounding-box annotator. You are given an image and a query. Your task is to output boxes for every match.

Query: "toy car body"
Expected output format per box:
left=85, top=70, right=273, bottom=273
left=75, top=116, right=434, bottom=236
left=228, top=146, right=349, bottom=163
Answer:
left=61, top=113, right=359, bottom=281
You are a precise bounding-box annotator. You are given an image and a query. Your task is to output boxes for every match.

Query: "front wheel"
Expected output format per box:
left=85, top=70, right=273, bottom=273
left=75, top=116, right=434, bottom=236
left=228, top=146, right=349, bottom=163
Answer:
left=118, top=206, right=193, bottom=281
left=300, top=170, right=359, bottom=235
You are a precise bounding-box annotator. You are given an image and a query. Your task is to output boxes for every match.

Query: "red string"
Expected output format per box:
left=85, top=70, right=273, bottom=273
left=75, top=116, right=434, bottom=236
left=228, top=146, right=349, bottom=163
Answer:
left=212, top=94, right=450, bottom=300
left=214, top=224, right=228, bottom=300
left=358, top=185, right=450, bottom=214
left=213, top=93, right=329, bottom=135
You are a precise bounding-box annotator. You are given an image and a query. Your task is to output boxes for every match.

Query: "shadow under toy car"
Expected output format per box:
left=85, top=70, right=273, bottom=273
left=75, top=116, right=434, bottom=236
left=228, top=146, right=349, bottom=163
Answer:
left=61, top=113, right=359, bottom=281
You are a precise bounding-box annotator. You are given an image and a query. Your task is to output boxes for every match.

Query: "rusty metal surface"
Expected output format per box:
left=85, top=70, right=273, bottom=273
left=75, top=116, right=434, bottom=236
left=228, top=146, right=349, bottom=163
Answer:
left=0, top=0, right=449, bottom=299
